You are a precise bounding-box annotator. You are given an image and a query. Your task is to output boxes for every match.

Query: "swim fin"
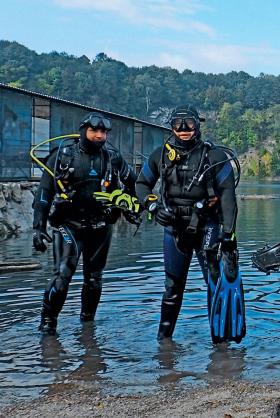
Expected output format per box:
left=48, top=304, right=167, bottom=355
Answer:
left=209, top=251, right=246, bottom=344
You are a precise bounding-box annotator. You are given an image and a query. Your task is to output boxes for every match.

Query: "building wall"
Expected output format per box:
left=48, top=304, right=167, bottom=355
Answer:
left=0, top=85, right=170, bottom=181
left=0, top=89, right=32, bottom=180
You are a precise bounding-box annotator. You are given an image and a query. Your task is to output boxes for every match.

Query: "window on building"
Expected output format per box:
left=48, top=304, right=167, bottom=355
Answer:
left=31, top=98, right=50, bottom=178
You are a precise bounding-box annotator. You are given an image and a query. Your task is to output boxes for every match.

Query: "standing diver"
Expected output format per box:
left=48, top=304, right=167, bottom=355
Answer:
left=136, top=105, right=246, bottom=344
left=32, top=112, right=137, bottom=335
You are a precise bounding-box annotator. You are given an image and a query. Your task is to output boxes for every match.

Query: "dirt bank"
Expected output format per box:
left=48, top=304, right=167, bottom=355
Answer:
left=1, top=381, right=280, bottom=418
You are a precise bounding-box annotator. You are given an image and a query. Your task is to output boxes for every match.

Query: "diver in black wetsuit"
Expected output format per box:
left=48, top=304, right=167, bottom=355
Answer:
left=136, top=105, right=243, bottom=341
left=33, top=112, right=136, bottom=335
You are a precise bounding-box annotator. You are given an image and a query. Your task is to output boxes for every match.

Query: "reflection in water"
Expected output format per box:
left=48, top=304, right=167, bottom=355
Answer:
left=0, top=181, right=280, bottom=405
left=156, top=339, right=199, bottom=384
left=206, top=345, right=247, bottom=382
left=40, top=323, right=108, bottom=397
left=40, top=335, right=67, bottom=372
left=155, top=339, right=247, bottom=385
left=68, top=324, right=107, bottom=382
left=157, top=339, right=186, bottom=371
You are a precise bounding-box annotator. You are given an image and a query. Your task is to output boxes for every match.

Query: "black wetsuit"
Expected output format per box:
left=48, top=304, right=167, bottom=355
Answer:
left=33, top=139, right=136, bottom=323
left=136, top=136, right=238, bottom=339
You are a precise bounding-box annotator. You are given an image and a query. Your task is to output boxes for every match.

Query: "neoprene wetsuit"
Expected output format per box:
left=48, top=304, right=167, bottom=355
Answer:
left=136, top=135, right=238, bottom=339
left=33, top=139, right=136, bottom=329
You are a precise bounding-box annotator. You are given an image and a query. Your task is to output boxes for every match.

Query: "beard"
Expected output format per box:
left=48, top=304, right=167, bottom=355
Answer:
left=79, top=127, right=106, bottom=153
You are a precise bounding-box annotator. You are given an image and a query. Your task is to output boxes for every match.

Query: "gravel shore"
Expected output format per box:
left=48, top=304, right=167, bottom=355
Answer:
left=1, top=381, right=280, bottom=418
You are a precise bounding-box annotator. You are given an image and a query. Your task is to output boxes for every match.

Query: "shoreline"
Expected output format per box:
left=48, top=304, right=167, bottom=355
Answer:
left=1, top=380, right=280, bottom=418
left=238, top=193, right=280, bottom=200
left=0, top=180, right=280, bottom=242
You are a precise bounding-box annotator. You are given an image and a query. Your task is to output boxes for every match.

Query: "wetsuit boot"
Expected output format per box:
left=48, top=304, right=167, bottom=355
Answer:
left=39, top=307, right=58, bottom=336
left=39, top=276, right=69, bottom=335
left=80, top=273, right=102, bottom=322
left=157, top=277, right=185, bottom=340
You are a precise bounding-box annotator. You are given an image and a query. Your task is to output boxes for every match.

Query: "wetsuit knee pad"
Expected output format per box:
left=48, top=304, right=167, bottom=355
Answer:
left=87, top=272, right=102, bottom=291
left=86, top=278, right=102, bottom=292
left=43, top=276, right=70, bottom=317
left=47, top=277, right=70, bottom=303
left=59, top=261, right=75, bottom=278
left=54, top=277, right=70, bottom=293
left=158, top=273, right=186, bottom=339
left=163, top=273, right=185, bottom=302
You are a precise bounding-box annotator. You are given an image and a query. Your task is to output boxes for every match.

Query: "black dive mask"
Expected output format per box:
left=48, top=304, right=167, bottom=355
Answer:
left=171, top=117, right=198, bottom=132
left=79, top=114, right=112, bottom=131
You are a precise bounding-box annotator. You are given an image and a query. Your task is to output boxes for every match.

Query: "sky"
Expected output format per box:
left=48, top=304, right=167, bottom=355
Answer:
left=1, top=0, right=280, bottom=76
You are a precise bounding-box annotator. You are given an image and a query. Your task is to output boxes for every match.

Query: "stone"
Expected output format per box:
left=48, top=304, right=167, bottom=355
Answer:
left=0, top=222, right=8, bottom=241
left=11, top=182, right=22, bottom=203
left=0, top=190, right=6, bottom=209
left=2, top=184, right=11, bottom=201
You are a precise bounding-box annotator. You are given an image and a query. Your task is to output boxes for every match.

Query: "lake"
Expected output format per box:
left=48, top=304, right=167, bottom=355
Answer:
left=0, top=181, right=279, bottom=406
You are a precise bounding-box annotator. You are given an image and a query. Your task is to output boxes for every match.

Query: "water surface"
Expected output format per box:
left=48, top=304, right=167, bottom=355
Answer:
left=0, top=181, right=279, bottom=406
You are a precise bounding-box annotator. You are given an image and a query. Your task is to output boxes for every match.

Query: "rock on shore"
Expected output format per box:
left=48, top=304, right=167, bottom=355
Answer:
left=238, top=194, right=280, bottom=200
left=0, top=182, right=38, bottom=240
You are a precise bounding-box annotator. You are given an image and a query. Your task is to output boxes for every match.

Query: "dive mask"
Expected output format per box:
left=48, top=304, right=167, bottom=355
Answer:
left=80, top=114, right=112, bottom=131
left=171, top=117, right=198, bottom=132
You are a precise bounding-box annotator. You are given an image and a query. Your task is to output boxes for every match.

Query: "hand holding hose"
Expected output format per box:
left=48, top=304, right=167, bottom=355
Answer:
left=144, top=194, right=174, bottom=227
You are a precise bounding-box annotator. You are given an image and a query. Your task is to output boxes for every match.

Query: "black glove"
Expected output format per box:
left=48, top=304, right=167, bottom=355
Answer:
left=155, top=206, right=175, bottom=227
left=103, top=206, right=121, bottom=224
left=123, top=210, right=142, bottom=226
left=33, top=229, right=52, bottom=252
left=221, top=232, right=237, bottom=252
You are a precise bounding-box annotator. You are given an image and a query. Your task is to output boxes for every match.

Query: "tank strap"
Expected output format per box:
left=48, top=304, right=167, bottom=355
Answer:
left=101, top=147, right=115, bottom=191
left=185, top=142, right=210, bottom=192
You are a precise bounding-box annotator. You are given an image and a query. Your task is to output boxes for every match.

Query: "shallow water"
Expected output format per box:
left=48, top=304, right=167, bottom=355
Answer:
left=0, top=181, right=279, bottom=406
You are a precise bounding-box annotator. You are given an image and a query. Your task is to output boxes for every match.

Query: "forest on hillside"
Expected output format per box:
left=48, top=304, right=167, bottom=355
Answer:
left=1, top=40, right=280, bottom=177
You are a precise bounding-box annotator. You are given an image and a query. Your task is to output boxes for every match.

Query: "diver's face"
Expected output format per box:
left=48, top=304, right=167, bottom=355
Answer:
left=171, top=116, right=197, bottom=141
left=173, top=129, right=195, bottom=141
left=86, top=127, right=107, bottom=142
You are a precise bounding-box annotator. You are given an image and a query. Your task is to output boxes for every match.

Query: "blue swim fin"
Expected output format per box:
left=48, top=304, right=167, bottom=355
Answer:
left=209, top=251, right=246, bottom=344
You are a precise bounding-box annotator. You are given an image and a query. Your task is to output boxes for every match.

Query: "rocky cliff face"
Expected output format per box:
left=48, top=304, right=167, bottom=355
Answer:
left=0, top=182, right=38, bottom=240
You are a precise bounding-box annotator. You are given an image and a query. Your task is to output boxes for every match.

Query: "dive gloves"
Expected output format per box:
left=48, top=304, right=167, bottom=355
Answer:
left=33, top=229, right=52, bottom=252
left=221, top=232, right=237, bottom=252
left=144, top=194, right=175, bottom=227
left=94, top=189, right=142, bottom=226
